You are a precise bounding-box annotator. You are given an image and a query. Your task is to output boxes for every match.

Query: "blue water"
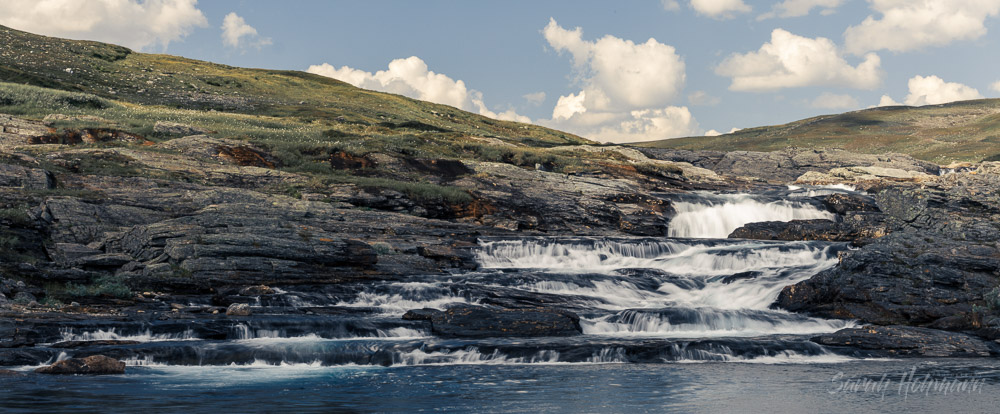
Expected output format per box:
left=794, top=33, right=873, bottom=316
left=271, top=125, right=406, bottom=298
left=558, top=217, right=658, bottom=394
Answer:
left=4, top=360, right=999, bottom=412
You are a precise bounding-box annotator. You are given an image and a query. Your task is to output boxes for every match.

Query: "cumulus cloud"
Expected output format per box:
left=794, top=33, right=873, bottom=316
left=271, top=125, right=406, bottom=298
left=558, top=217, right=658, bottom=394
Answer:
left=844, top=0, right=1000, bottom=55
left=661, top=0, right=682, bottom=11
left=221, top=12, right=271, bottom=49
left=809, top=92, right=859, bottom=109
left=690, top=0, right=752, bottom=19
left=307, top=57, right=529, bottom=123
left=523, top=92, right=547, bottom=105
left=543, top=18, right=685, bottom=111
left=758, top=0, right=844, bottom=19
left=877, top=95, right=902, bottom=106
left=0, top=0, right=207, bottom=51
left=904, top=75, right=984, bottom=106
left=715, top=29, right=883, bottom=91
left=688, top=90, right=721, bottom=106
left=990, top=81, right=1000, bottom=93
left=540, top=18, right=696, bottom=142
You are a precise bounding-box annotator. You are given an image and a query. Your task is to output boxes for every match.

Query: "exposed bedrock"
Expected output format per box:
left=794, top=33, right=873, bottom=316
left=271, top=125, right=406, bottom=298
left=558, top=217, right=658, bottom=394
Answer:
left=403, top=305, right=583, bottom=338
left=777, top=171, right=1000, bottom=334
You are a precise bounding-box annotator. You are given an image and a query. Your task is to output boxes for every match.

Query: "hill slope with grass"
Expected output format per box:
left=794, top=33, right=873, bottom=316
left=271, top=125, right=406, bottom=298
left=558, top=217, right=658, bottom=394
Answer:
left=637, top=101, right=1000, bottom=163
left=0, top=24, right=586, bottom=146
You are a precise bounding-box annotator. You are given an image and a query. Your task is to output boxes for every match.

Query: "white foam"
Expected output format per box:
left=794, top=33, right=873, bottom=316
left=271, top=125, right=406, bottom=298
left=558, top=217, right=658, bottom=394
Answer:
left=668, top=194, right=835, bottom=238
left=393, top=348, right=561, bottom=366
left=56, top=328, right=198, bottom=343
left=582, top=309, right=855, bottom=337
left=334, top=291, right=468, bottom=315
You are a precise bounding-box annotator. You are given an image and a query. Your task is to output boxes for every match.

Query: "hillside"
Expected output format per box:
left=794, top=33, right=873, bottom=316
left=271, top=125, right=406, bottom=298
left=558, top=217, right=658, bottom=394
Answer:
left=637, top=100, right=1000, bottom=163
left=0, top=24, right=586, bottom=146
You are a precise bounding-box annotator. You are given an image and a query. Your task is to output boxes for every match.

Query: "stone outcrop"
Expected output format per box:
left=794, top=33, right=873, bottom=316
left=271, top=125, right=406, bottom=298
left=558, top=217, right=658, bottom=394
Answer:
left=35, top=355, right=126, bottom=375
left=642, top=147, right=938, bottom=183
left=403, top=305, right=582, bottom=338
left=811, top=326, right=994, bottom=357
left=777, top=171, right=1000, bottom=331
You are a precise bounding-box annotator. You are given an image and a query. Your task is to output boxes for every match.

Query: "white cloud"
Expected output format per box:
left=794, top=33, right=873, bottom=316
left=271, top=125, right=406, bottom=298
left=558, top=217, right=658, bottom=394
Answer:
left=541, top=18, right=696, bottom=142
left=690, top=0, right=752, bottom=19
left=307, top=57, right=529, bottom=123
left=688, top=90, right=721, bottom=106
left=991, top=81, right=1000, bottom=93
left=705, top=127, right=742, bottom=136
left=0, top=0, right=207, bottom=51
left=661, top=0, right=681, bottom=11
left=809, top=92, right=859, bottom=109
left=877, top=95, right=902, bottom=106
left=543, top=18, right=685, bottom=111
left=544, top=106, right=699, bottom=143
left=221, top=12, right=271, bottom=49
left=844, top=0, right=1000, bottom=55
left=758, top=0, right=844, bottom=20
left=904, top=75, right=984, bottom=106
left=715, top=29, right=883, bottom=91
left=523, top=92, right=547, bottom=105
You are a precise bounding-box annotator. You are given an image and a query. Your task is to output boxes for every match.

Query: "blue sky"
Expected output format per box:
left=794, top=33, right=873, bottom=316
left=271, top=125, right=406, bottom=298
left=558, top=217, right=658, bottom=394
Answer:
left=3, top=0, right=1000, bottom=142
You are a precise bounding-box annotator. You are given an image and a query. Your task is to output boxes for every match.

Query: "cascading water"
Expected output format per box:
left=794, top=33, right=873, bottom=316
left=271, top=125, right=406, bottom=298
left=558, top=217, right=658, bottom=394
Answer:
left=666, top=192, right=836, bottom=238
left=21, top=190, right=862, bottom=370
left=476, top=238, right=853, bottom=338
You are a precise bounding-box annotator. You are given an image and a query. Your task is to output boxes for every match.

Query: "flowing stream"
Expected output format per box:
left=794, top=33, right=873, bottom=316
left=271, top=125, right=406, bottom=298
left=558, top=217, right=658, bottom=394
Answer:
left=7, top=187, right=995, bottom=411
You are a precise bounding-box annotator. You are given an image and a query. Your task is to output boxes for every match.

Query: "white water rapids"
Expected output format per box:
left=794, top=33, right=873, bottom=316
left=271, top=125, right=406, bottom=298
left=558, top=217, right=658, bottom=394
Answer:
left=666, top=193, right=835, bottom=238
left=476, top=237, right=853, bottom=338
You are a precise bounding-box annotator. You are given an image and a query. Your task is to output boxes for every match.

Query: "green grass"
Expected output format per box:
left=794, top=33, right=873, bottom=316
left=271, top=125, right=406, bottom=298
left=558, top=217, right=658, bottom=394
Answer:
left=637, top=101, right=1000, bottom=163
left=0, top=24, right=589, bottom=146
left=61, top=275, right=132, bottom=300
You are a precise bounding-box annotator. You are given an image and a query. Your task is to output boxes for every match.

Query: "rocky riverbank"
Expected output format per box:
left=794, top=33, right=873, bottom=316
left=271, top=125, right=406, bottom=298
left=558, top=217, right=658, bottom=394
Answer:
left=2, top=111, right=1000, bottom=367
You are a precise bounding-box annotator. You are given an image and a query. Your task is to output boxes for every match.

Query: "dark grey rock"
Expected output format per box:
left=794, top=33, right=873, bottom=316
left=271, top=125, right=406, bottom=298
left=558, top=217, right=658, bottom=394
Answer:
left=812, top=326, right=994, bottom=357
left=35, top=355, right=126, bottom=375
left=407, top=304, right=582, bottom=338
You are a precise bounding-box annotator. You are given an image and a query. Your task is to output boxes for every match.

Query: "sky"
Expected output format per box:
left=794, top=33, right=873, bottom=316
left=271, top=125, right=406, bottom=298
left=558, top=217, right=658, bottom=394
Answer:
left=3, top=0, right=1000, bottom=143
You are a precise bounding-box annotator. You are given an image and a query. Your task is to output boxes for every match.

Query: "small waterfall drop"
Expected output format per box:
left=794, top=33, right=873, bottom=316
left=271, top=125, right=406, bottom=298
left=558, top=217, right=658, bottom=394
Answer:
left=666, top=193, right=835, bottom=238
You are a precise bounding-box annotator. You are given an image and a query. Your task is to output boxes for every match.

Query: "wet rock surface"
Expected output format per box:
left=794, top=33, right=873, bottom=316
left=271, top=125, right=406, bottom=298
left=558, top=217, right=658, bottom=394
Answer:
left=1, top=114, right=999, bottom=364
left=811, top=326, right=995, bottom=357
left=35, top=355, right=126, bottom=375
left=403, top=305, right=582, bottom=338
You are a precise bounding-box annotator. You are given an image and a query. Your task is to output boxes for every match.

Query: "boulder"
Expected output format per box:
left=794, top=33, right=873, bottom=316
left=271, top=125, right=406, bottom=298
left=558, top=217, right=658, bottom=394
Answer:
left=226, top=303, right=252, bottom=316
left=728, top=213, right=889, bottom=243
left=239, top=285, right=275, bottom=296
left=35, top=355, right=126, bottom=375
left=818, top=193, right=880, bottom=214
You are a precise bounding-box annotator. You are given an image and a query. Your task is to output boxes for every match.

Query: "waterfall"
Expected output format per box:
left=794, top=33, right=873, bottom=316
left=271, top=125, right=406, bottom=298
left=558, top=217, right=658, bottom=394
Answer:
left=666, top=193, right=835, bottom=238
left=474, top=237, right=852, bottom=337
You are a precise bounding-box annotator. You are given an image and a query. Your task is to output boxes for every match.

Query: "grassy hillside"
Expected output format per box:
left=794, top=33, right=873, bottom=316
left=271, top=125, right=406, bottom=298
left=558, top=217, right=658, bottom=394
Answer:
left=0, top=24, right=587, bottom=146
left=637, top=100, right=1000, bottom=164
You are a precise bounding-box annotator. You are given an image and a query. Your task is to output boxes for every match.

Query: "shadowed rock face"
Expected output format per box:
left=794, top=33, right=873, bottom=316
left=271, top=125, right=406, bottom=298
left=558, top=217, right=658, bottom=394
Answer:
left=404, top=305, right=582, bottom=338
left=811, top=326, right=994, bottom=357
left=728, top=214, right=889, bottom=244
left=35, top=355, right=125, bottom=375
